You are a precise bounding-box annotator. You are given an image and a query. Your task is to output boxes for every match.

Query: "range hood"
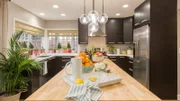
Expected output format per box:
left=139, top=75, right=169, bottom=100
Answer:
left=88, top=24, right=106, bottom=37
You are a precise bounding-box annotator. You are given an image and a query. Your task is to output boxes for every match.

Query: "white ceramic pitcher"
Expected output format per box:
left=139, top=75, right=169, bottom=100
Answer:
left=64, top=58, right=82, bottom=82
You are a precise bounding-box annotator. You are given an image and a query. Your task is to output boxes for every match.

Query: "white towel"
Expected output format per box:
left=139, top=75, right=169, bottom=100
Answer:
left=43, top=61, right=48, bottom=75
left=65, top=81, right=103, bottom=101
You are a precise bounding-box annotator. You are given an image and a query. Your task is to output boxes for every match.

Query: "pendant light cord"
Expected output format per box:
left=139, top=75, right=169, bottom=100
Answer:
left=84, top=0, right=86, bottom=14
left=102, top=0, right=104, bottom=13
left=93, top=0, right=95, bottom=10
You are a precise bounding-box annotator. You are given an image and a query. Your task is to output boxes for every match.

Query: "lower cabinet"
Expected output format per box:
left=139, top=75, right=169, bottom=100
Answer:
left=21, top=56, right=72, bottom=99
left=108, top=56, right=133, bottom=76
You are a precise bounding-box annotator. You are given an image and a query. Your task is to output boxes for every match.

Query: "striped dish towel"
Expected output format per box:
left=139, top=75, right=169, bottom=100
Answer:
left=65, top=81, right=103, bottom=101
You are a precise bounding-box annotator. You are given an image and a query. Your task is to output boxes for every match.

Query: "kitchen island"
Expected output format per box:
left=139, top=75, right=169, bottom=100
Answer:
left=25, top=59, right=160, bottom=100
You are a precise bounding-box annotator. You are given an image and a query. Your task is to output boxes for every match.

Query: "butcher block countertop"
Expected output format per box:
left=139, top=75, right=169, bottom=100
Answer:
left=25, top=59, right=160, bottom=101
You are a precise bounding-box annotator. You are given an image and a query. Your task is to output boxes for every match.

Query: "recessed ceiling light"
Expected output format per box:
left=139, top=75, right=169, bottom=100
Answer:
left=61, top=13, right=66, bottom=16
left=116, top=13, right=120, bottom=16
left=40, top=13, right=45, bottom=16
left=123, top=4, right=129, bottom=8
left=53, top=5, right=59, bottom=8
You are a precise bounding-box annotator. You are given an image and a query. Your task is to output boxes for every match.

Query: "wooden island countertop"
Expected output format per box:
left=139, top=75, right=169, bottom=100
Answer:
left=26, top=59, right=160, bottom=101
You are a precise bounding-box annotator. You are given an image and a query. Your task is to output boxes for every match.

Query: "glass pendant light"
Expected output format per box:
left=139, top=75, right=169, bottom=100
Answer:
left=88, top=0, right=99, bottom=23
left=88, top=23, right=99, bottom=32
left=80, top=0, right=89, bottom=24
left=98, top=0, right=108, bottom=24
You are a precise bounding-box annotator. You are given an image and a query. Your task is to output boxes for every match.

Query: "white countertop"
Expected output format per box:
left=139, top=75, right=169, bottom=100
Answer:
left=46, top=53, right=78, bottom=56
left=107, top=54, right=133, bottom=58
left=31, top=53, right=133, bottom=62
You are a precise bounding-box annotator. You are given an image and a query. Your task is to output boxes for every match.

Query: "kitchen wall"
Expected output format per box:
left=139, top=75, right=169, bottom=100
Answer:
left=178, top=9, right=180, bottom=99
left=79, top=36, right=132, bottom=53
left=7, top=2, right=45, bottom=48
left=45, top=20, right=78, bottom=29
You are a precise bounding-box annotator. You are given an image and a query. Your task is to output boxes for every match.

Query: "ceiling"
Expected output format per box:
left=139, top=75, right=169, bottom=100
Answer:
left=11, top=0, right=145, bottom=20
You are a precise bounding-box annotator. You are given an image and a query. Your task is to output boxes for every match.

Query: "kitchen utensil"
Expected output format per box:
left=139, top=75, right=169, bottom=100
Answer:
left=64, top=58, right=83, bottom=82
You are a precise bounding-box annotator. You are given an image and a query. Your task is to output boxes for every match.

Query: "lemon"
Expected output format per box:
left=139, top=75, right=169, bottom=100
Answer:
left=88, top=76, right=97, bottom=82
left=75, top=78, right=84, bottom=84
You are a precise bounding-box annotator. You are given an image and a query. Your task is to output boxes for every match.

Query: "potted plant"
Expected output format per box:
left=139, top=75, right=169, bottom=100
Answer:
left=62, top=46, right=67, bottom=53
left=53, top=47, right=57, bottom=53
left=49, top=48, right=53, bottom=53
left=34, top=48, right=39, bottom=56
left=0, top=31, right=41, bottom=101
left=29, top=42, right=34, bottom=55
left=72, top=48, right=76, bottom=53
left=41, top=47, right=45, bottom=54
left=107, top=45, right=117, bottom=54
left=57, top=43, right=62, bottom=53
left=67, top=42, right=71, bottom=53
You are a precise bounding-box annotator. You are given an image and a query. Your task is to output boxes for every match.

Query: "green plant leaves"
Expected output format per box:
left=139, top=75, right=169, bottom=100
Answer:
left=0, top=30, right=41, bottom=95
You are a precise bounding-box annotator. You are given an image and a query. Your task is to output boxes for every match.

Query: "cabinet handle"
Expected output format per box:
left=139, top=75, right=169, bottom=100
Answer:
left=108, top=42, right=115, bottom=44
left=110, top=59, right=116, bottom=62
left=135, top=23, right=140, bottom=26
left=129, top=61, right=133, bottom=64
left=80, top=42, right=87, bottom=44
left=141, top=19, right=148, bottom=23
left=62, top=56, right=71, bottom=59
left=118, top=42, right=123, bottom=44
left=119, top=57, right=125, bottom=58
left=129, top=57, right=133, bottom=60
left=129, top=68, right=133, bottom=72
left=109, top=57, right=116, bottom=59
left=62, top=59, right=70, bottom=62
left=124, top=42, right=131, bottom=44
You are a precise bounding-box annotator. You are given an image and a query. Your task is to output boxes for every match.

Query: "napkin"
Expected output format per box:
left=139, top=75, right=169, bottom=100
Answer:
left=65, top=81, right=103, bottom=101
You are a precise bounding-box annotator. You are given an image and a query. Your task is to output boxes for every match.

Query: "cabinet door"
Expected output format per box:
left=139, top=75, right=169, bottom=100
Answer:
left=134, top=0, right=150, bottom=26
left=117, top=56, right=127, bottom=71
left=106, top=18, right=123, bottom=44
left=126, top=57, right=133, bottom=76
left=123, top=17, right=133, bottom=43
left=108, top=56, right=118, bottom=65
left=78, top=19, right=88, bottom=44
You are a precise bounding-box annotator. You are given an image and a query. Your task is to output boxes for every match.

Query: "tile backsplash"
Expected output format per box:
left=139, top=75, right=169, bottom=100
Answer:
left=78, top=37, right=133, bottom=53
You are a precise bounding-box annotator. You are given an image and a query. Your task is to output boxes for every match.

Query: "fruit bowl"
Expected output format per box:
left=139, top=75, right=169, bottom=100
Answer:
left=82, top=65, right=94, bottom=73
left=92, top=56, right=105, bottom=63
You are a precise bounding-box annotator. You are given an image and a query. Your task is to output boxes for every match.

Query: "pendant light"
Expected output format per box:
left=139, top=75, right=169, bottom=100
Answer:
left=88, top=23, right=99, bottom=32
left=98, top=0, right=108, bottom=24
left=88, top=0, right=99, bottom=23
left=80, top=0, right=89, bottom=24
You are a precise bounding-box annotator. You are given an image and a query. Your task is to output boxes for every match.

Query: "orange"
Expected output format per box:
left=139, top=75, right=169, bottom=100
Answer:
left=85, top=63, right=91, bottom=66
left=85, top=58, right=90, bottom=63
left=89, top=61, right=93, bottom=65
left=82, top=63, right=85, bottom=66
left=81, top=57, right=86, bottom=63
left=80, top=52, right=86, bottom=58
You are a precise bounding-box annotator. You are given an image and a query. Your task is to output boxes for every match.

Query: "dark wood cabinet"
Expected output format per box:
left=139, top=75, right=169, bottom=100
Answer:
left=108, top=56, right=133, bottom=77
left=134, top=0, right=150, bottom=26
left=123, top=17, right=133, bottom=43
left=106, top=18, right=123, bottom=44
left=117, top=56, right=127, bottom=71
left=134, top=0, right=177, bottom=99
left=78, top=19, right=88, bottom=44
left=108, top=56, right=118, bottom=65
left=126, top=57, right=133, bottom=76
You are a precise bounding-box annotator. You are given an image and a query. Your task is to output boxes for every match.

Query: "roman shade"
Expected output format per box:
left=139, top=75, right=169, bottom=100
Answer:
left=48, top=30, right=78, bottom=37
left=15, top=21, right=44, bottom=36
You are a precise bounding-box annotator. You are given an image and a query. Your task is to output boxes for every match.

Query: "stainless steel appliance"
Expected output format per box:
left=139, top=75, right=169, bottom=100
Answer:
left=133, top=25, right=150, bottom=88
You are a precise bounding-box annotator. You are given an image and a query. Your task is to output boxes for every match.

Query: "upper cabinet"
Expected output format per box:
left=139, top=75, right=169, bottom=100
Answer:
left=106, top=18, right=123, bottom=44
left=134, top=0, right=150, bottom=26
left=78, top=19, right=88, bottom=44
left=123, top=17, right=133, bottom=43
left=106, top=18, right=133, bottom=44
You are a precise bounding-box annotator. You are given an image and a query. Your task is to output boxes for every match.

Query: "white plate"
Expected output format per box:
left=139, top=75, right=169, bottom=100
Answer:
left=64, top=72, right=122, bottom=87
